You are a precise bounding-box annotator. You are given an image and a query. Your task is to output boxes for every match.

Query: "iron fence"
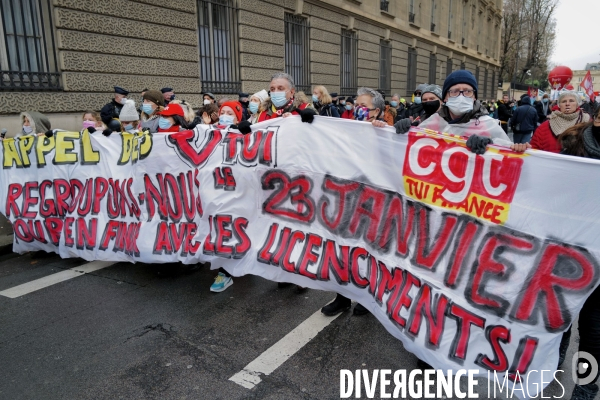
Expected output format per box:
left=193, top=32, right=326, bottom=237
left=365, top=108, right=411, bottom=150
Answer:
left=340, top=29, right=357, bottom=97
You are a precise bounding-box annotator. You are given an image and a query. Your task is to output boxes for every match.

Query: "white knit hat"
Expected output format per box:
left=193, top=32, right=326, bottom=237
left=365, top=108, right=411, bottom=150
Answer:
left=252, top=89, right=269, bottom=104
left=119, top=100, right=139, bottom=121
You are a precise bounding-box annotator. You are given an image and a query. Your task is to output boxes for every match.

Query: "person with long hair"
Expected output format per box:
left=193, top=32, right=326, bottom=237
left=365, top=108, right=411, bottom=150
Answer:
left=311, top=85, right=340, bottom=118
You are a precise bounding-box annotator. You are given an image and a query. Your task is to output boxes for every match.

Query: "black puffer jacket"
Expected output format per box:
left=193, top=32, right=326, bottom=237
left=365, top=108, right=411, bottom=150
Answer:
left=100, top=99, right=124, bottom=125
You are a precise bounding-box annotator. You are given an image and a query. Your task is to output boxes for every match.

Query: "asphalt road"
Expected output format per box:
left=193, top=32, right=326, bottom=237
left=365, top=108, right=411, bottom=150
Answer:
left=0, top=250, right=594, bottom=400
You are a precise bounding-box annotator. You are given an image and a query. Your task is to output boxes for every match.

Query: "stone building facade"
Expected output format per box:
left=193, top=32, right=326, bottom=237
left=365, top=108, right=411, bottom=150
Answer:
left=0, top=0, right=503, bottom=131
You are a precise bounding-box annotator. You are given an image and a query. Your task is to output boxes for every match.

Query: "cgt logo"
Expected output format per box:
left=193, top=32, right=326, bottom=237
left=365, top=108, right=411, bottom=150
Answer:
left=402, top=132, right=525, bottom=224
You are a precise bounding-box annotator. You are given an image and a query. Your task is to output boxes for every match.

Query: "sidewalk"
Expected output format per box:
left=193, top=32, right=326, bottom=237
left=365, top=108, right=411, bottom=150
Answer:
left=0, top=214, right=13, bottom=255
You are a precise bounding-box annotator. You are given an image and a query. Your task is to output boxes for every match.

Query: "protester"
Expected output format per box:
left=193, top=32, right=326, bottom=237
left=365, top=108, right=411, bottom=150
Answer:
left=496, top=94, right=513, bottom=134
left=321, top=87, right=384, bottom=318
left=377, top=84, right=443, bottom=134
left=530, top=91, right=590, bottom=153
left=391, top=93, right=408, bottom=121
left=82, top=111, right=103, bottom=131
left=161, top=87, right=175, bottom=105
left=117, top=100, right=140, bottom=133
left=156, top=103, right=188, bottom=133
left=198, top=103, right=219, bottom=125
left=534, top=93, right=552, bottom=124
left=407, top=84, right=427, bottom=120
left=257, top=73, right=312, bottom=122
left=336, top=96, right=346, bottom=115
left=100, top=86, right=129, bottom=126
left=203, top=92, right=216, bottom=105
left=510, top=95, right=538, bottom=143
left=312, top=85, right=340, bottom=118
left=383, top=101, right=396, bottom=126
left=247, top=89, right=269, bottom=124
left=170, top=99, right=198, bottom=128
left=554, top=106, right=600, bottom=400
left=140, top=90, right=165, bottom=132
left=341, top=98, right=354, bottom=119
left=238, top=92, right=250, bottom=121
left=18, top=111, right=51, bottom=137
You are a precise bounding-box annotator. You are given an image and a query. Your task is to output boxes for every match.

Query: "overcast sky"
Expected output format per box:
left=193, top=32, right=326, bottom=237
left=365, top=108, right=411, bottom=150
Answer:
left=551, top=0, right=600, bottom=69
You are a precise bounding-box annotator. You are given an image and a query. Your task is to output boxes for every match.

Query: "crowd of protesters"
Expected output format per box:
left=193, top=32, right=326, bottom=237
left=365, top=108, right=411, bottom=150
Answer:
left=6, top=70, right=600, bottom=399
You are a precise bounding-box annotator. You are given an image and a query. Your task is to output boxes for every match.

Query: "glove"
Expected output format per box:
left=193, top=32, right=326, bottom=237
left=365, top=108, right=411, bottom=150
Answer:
left=86, top=127, right=96, bottom=134
left=296, top=108, right=316, bottom=123
left=410, top=120, right=420, bottom=126
left=233, top=120, right=252, bottom=134
left=466, top=135, right=493, bottom=155
left=44, top=130, right=54, bottom=138
left=107, top=119, right=122, bottom=132
left=102, top=129, right=113, bottom=137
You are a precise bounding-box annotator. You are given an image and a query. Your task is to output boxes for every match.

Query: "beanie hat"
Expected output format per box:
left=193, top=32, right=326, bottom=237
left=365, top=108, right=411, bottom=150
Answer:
left=415, top=84, right=428, bottom=93
left=252, top=89, right=269, bottom=104
left=203, top=92, right=216, bottom=100
left=422, top=84, right=443, bottom=100
left=119, top=100, right=139, bottom=121
left=159, top=103, right=185, bottom=117
left=143, top=90, right=165, bottom=107
left=219, top=101, right=243, bottom=123
left=442, top=70, right=478, bottom=100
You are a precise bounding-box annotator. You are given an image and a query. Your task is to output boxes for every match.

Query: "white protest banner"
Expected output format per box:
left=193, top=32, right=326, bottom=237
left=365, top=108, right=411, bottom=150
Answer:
left=1, top=117, right=599, bottom=398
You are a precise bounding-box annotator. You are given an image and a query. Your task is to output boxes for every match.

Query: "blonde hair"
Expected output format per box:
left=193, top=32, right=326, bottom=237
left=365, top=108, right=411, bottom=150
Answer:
left=170, top=99, right=196, bottom=123
left=82, top=110, right=101, bottom=122
left=313, top=85, right=332, bottom=105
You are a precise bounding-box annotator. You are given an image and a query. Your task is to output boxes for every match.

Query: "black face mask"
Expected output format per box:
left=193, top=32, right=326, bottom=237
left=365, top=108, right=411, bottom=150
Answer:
left=422, top=100, right=440, bottom=116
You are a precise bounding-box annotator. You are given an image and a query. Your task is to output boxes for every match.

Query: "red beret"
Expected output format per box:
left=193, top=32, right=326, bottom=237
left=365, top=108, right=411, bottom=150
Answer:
left=159, top=103, right=185, bottom=117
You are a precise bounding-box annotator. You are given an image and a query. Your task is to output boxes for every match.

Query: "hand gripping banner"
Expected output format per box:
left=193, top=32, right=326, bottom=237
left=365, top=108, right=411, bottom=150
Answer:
left=1, top=117, right=599, bottom=398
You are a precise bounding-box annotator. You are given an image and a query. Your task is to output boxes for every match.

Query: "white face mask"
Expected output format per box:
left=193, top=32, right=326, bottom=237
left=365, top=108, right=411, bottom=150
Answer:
left=203, top=99, right=212, bottom=105
left=120, top=97, right=127, bottom=105
left=446, top=96, right=474, bottom=117
left=23, top=125, right=33, bottom=134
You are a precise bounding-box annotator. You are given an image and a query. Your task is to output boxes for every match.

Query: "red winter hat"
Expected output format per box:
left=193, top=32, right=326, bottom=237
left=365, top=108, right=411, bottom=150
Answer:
left=219, top=101, right=243, bottom=123
left=159, top=103, right=185, bottom=117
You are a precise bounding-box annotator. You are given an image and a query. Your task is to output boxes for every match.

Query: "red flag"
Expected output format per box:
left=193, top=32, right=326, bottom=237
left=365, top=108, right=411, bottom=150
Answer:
left=580, top=71, right=595, bottom=100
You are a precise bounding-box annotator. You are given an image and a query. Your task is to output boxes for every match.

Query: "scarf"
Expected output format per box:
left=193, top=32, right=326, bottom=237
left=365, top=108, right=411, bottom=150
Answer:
left=583, top=125, right=600, bottom=159
left=548, top=110, right=589, bottom=137
left=270, top=98, right=295, bottom=117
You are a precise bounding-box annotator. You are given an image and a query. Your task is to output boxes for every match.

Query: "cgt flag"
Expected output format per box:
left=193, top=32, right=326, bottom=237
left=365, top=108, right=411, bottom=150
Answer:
left=1, top=119, right=600, bottom=399
left=580, top=70, right=595, bottom=100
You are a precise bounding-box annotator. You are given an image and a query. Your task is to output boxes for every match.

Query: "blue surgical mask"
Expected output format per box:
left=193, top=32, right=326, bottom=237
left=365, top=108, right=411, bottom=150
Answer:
left=340, top=101, right=346, bottom=105
left=23, top=125, right=33, bottom=134
left=271, top=91, right=288, bottom=108
left=542, top=98, right=549, bottom=104
left=158, top=117, right=172, bottom=129
left=142, top=103, right=154, bottom=115
left=391, top=101, right=398, bottom=107
left=219, top=115, right=235, bottom=126
left=414, top=97, right=422, bottom=105
left=312, top=94, right=319, bottom=103
left=345, top=104, right=353, bottom=111
left=123, top=123, right=134, bottom=131
left=530, top=97, right=535, bottom=105
left=249, top=102, right=259, bottom=114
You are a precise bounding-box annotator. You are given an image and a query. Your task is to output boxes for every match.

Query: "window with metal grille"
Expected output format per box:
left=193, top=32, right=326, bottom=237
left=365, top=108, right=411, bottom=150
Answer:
left=197, top=0, right=241, bottom=94
left=0, top=0, right=61, bottom=91
left=340, top=29, right=357, bottom=97
left=409, top=0, right=416, bottom=23
left=483, top=68, right=488, bottom=98
left=379, top=40, right=392, bottom=96
left=407, top=47, right=417, bottom=96
left=430, top=0, right=436, bottom=32
left=428, top=53, right=437, bottom=84
left=380, top=0, right=389, bottom=12
left=284, top=14, right=310, bottom=93
left=461, top=3, right=467, bottom=45
left=446, top=58, right=453, bottom=77
left=448, top=0, right=453, bottom=38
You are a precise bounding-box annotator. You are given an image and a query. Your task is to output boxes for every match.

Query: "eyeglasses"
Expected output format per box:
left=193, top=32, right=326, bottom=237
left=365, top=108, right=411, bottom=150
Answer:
left=448, top=89, right=475, bottom=98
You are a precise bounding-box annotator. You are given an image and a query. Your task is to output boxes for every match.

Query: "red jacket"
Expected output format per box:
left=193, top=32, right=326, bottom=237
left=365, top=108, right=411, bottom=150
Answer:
left=530, top=120, right=561, bottom=153
left=341, top=109, right=354, bottom=120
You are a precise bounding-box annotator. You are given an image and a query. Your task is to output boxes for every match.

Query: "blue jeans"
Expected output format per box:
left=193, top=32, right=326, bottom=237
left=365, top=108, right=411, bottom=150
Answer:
left=513, top=131, right=532, bottom=144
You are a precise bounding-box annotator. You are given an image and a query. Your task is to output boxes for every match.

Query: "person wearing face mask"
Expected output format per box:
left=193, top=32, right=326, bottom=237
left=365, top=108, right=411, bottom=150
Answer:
left=247, top=89, right=269, bottom=124
left=17, top=111, right=51, bottom=137
left=509, top=95, right=538, bottom=143
left=391, top=94, right=408, bottom=122
left=100, top=86, right=129, bottom=126
left=81, top=111, right=104, bottom=132
left=202, top=92, right=216, bottom=106
left=418, top=70, right=530, bottom=154
left=351, top=87, right=385, bottom=123
left=139, top=90, right=165, bottom=132
left=118, top=100, right=140, bottom=133
left=530, top=91, right=590, bottom=153
left=336, top=96, right=346, bottom=115
left=156, top=103, right=189, bottom=133
left=341, top=98, right=355, bottom=119
left=257, top=73, right=312, bottom=122
left=407, top=84, right=428, bottom=120
left=311, top=85, right=340, bottom=118
left=374, top=84, right=443, bottom=133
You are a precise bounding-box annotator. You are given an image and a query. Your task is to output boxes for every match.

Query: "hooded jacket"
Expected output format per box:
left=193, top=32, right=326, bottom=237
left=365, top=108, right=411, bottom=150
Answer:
left=18, top=111, right=51, bottom=137
left=510, top=96, right=538, bottom=132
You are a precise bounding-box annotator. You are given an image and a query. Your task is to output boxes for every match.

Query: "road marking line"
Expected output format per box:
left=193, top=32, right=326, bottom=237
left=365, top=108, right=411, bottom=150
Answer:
left=229, top=305, right=344, bottom=389
left=0, top=261, right=116, bottom=298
